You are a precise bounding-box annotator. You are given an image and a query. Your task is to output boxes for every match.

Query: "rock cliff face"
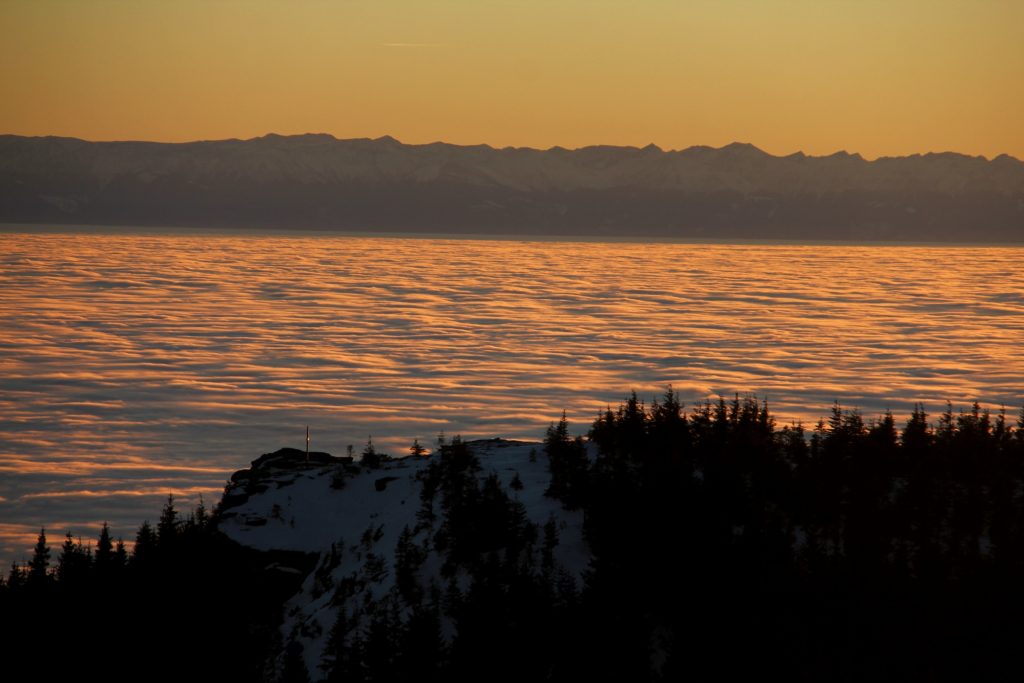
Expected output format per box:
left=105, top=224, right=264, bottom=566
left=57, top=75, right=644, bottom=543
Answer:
left=3, top=134, right=1022, bottom=241
left=217, top=439, right=589, bottom=681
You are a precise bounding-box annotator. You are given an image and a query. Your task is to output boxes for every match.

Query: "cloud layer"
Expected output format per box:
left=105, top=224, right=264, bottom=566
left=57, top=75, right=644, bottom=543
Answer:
left=1, top=231, right=1022, bottom=566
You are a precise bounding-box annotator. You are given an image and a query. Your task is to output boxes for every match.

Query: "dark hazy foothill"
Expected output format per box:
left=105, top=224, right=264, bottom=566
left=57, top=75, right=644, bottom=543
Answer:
left=2, top=134, right=1023, bottom=241
left=3, top=395, right=1024, bottom=682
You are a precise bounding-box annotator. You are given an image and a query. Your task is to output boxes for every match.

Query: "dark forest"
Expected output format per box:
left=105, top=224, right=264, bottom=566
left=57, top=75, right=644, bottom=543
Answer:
left=4, top=392, right=1024, bottom=681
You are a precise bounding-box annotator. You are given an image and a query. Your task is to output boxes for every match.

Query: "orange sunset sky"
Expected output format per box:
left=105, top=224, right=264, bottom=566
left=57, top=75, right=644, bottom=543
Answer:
left=1, top=0, right=1022, bottom=160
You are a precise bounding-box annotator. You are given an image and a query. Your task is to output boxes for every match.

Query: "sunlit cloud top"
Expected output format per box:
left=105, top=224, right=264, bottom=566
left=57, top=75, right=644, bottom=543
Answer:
left=1, top=230, right=1023, bottom=566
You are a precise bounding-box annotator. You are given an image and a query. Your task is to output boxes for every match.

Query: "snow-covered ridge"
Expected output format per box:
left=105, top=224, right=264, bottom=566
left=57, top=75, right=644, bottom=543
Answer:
left=217, top=439, right=589, bottom=681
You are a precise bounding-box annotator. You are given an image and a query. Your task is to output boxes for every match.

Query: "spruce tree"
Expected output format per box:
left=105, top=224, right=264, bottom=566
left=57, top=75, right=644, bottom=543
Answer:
left=114, top=538, right=128, bottom=570
left=28, top=528, right=50, bottom=586
left=7, top=562, right=24, bottom=590
left=132, top=521, right=156, bottom=566
left=395, top=525, right=424, bottom=605
left=95, top=522, right=114, bottom=574
left=157, top=494, right=178, bottom=551
left=545, top=413, right=588, bottom=508
left=57, top=531, right=88, bottom=584
left=193, top=495, right=209, bottom=531
left=362, top=437, right=381, bottom=469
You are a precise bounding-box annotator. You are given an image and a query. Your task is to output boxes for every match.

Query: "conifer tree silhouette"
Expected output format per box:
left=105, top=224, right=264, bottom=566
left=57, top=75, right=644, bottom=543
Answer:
left=27, top=528, right=50, bottom=586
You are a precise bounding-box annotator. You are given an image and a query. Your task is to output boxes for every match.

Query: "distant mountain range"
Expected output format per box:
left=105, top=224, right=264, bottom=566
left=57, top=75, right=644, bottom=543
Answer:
left=2, top=133, right=1022, bottom=241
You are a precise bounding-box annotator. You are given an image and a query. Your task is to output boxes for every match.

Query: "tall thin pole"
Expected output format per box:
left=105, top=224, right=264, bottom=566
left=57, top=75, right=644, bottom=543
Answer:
left=306, top=425, right=310, bottom=462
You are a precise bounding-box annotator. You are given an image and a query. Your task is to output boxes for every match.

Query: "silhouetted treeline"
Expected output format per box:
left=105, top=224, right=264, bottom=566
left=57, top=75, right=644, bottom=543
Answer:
left=319, top=395, right=1024, bottom=682
left=4, top=394, right=1024, bottom=681
left=569, top=391, right=1024, bottom=681
left=0, top=495, right=312, bottom=682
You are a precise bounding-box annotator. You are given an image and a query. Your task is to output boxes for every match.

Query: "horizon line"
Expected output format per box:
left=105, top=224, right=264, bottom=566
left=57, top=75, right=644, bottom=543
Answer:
left=2, top=132, right=1020, bottom=164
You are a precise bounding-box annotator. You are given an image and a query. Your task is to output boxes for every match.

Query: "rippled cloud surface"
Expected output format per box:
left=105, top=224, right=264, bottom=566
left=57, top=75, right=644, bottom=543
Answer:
left=1, top=231, right=1022, bottom=565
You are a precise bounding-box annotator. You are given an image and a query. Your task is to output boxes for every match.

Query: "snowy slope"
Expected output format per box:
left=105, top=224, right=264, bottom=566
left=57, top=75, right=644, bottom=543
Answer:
left=217, top=439, right=589, bottom=681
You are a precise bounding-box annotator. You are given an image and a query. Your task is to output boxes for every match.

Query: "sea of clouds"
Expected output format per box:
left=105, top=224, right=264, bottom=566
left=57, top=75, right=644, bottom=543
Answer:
left=1, top=230, right=1022, bottom=565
